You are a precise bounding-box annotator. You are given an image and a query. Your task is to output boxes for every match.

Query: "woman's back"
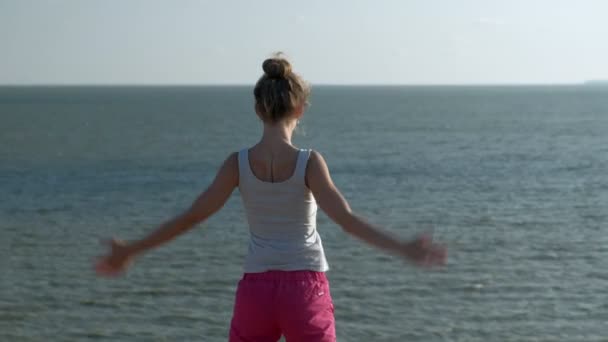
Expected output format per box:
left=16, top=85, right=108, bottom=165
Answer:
left=238, top=146, right=329, bottom=273
left=246, top=144, right=301, bottom=183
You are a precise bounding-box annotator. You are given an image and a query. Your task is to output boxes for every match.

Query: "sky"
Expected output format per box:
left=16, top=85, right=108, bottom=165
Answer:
left=1, top=0, right=607, bottom=85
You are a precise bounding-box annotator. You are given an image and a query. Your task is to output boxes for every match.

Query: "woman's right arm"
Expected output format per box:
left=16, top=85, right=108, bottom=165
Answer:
left=306, top=151, right=446, bottom=266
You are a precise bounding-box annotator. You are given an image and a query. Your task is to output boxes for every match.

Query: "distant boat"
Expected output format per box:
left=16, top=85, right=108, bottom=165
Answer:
left=583, top=80, right=608, bottom=86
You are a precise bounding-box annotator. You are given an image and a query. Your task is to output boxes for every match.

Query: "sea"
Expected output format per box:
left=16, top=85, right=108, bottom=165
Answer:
left=1, top=85, right=607, bottom=341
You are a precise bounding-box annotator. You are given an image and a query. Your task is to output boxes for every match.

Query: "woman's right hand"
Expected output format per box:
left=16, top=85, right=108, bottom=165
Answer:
left=400, top=233, right=447, bottom=267
left=95, top=238, right=134, bottom=277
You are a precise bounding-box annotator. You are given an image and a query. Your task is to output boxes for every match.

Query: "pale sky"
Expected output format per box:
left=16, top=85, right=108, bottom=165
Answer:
left=1, top=0, right=607, bottom=85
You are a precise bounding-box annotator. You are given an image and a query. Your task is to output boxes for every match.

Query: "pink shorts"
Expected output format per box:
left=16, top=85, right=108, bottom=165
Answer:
left=229, top=270, right=336, bottom=342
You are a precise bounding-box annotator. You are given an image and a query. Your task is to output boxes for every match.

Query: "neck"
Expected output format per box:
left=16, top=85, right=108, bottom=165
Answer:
left=259, top=119, right=297, bottom=149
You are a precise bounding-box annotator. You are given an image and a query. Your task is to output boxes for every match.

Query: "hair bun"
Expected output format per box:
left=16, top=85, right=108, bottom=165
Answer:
left=262, top=57, right=292, bottom=79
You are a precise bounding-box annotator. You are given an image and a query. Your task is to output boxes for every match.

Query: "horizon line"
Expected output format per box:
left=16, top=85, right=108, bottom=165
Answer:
left=0, top=81, right=593, bottom=87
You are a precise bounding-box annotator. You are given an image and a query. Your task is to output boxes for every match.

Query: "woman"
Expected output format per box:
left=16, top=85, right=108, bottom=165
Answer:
left=96, top=53, right=446, bottom=342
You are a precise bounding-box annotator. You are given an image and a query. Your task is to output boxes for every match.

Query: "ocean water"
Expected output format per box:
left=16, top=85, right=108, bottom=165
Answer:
left=1, top=85, right=607, bottom=341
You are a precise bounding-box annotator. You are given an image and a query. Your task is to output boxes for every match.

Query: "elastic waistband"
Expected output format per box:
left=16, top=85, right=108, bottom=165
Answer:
left=242, top=270, right=327, bottom=282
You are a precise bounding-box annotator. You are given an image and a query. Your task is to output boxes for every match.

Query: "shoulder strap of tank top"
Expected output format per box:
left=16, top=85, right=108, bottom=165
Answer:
left=294, top=149, right=312, bottom=181
left=237, top=148, right=250, bottom=181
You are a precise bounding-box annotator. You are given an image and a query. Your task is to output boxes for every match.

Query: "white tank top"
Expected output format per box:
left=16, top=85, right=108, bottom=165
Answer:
left=238, top=148, right=329, bottom=273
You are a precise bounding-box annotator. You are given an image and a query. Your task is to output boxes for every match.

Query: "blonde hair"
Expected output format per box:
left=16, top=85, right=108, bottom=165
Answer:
left=253, top=53, right=310, bottom=123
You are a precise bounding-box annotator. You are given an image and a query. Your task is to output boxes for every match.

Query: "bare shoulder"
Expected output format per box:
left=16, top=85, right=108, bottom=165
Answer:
left=305, top=150, right=331, bottom=188
left=226, top=151, right=239, bottom=166
left=309, top=150, right=323, bottom=161
left=216, top=152, right=239, bottom=186
left=307, top=150, right=326, bottom=172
